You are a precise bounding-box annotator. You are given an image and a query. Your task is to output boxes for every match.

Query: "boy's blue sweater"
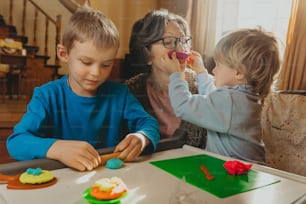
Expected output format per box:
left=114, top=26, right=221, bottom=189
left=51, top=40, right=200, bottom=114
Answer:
left=7, top=76, right=160, bottom=160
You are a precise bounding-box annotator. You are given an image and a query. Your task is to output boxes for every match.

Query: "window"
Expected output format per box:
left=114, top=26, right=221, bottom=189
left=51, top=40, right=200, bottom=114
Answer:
left=215, top=0, right=292, bottom=57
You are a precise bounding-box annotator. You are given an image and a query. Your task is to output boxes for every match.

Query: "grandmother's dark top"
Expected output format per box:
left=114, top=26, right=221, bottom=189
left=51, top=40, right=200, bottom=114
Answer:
left=125, top=71, right=207, bottom=149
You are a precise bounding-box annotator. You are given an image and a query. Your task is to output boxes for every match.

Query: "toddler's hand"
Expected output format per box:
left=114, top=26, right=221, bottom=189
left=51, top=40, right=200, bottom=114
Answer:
left=46, top=140, right=101, bottom=171
left=114, top=133, right=149, bottom=161
left=187, top=51, right=206, bottom=74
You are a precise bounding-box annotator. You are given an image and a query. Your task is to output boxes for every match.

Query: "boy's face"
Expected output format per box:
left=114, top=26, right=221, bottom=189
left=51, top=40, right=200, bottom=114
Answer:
left=212, top=61, right=246, bottom=88
left=58, top=40, right=117, bottom=97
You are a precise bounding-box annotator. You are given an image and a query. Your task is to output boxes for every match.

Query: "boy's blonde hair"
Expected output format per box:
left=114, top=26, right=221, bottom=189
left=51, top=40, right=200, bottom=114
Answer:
left=62, top=7, right=120, bottom=53
left=214, top=28, right=280, bottom=99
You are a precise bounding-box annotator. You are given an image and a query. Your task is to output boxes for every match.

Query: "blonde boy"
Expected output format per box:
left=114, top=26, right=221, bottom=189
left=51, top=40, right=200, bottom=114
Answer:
left=7, top=8, right=160, bottom=171
left=164, top=28, right=280, bottom=163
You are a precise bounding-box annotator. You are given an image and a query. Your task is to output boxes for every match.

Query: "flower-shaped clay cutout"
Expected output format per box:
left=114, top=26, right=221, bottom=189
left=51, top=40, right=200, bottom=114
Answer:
left=168, top=50, right=190, bottom=60
left=223, top=160, right=252, bottom=175
left=168, top=50, right=190, bottom=64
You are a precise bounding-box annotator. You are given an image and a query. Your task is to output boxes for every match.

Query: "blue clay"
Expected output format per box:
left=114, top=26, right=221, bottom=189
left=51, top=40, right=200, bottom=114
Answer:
left=26, top=167, right=42, bottom=175
left=106, top=158, right=123, bottom=169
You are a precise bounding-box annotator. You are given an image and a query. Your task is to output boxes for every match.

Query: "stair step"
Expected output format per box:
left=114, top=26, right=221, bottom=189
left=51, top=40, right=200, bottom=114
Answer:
left=7, top=25, right=17, bottom=35
left=23, top=45, right=38, bottom=56
left=32, top=53, right=62, bottom=77
left=12, top=35, right=28, bottom=44
left=45, top=64, right=60, bottom=69
left=0, top=15, right=16, bottom=35
left=0, top=25, right=17, bottom=36
left=35, top=55, right=50, bottom=60
left=45, top=64, right=61, bottom=79
left=0, top=54, right=26, bottom=67
left=0, top=15, right=5, bottom=25
left=33, top=54, right=50, bottom=64
left=0, top=15, right=26, bottom=43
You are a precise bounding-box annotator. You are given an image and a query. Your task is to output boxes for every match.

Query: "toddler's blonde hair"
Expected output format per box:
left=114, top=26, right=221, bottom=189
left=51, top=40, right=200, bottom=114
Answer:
left=214, top=28, right=280, bottom=99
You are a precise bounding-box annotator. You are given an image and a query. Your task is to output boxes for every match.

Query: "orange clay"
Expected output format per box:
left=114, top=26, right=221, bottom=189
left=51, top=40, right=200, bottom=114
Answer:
left=186, top=57, right=193, bottom=68
left=90, top=185, right=126, bottom=200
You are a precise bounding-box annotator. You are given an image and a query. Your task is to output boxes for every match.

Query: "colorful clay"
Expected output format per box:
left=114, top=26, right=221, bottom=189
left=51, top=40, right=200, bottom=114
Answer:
left=106, top=158, right=123, bottom=169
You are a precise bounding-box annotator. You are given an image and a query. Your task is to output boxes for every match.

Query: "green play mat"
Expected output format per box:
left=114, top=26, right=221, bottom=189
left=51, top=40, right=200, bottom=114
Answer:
left=150, top=154, right=280, bottom=198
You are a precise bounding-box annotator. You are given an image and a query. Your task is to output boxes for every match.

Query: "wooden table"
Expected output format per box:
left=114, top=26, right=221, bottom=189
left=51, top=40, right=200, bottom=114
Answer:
left=0, top=145, right=305, bottom=204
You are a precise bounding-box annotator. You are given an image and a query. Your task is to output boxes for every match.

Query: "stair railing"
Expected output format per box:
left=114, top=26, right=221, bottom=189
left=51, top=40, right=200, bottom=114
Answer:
left=7, top=0, right=61, bottom=72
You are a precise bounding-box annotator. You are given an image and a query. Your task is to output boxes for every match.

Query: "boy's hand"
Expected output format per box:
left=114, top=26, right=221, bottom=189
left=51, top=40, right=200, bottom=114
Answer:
left=187, top=50, right=206, bottom=74
left=46, top=140, right=101, bottom=171
left=114, top=133, right=149, bottom=161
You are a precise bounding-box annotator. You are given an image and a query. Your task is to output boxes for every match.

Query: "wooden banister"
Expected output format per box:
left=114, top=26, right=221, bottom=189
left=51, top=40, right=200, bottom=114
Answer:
left=28, top=0, right=57, bottom=24
left=33, top=8, right=38, bottom=46
left=21, top=0, right=26, bottom=35
left=44, top=17, right=49, bottom=56
left=55, top=15, right=62, bottom=67
left=9, top=0, right=13, bottom=25
left=58, top=0, right=91, bottom=13
left=8, top=0, right=61, bottom=69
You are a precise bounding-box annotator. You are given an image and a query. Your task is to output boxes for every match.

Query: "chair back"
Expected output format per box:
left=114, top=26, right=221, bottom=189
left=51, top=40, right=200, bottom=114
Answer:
left=261, top=91, right=306, bottom=176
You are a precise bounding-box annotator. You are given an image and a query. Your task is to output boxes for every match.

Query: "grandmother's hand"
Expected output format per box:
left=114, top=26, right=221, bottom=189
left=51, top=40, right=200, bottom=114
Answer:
left=161, top=51, right=181, bottom=75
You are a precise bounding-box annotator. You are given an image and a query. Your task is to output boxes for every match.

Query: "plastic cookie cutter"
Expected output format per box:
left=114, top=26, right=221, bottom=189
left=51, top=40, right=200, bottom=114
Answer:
left=0, top=173, right=57, bottom=189
left=200, top=165, right=214, bottom=180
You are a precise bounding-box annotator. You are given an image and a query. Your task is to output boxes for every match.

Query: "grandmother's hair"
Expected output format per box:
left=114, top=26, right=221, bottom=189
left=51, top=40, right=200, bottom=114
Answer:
left=62, top=7, right=119, bottom=53
left=129, top=9, right=190, bottom=67
left=214, top=28, right=280, bottom=99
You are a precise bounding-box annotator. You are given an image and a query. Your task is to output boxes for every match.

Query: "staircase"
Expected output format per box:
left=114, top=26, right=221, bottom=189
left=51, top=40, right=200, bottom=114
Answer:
left=0, top=0, right=125, bottom=164
left=0, top=0, right=63, bottom=164
left=0, top=0, right=62, bottom=101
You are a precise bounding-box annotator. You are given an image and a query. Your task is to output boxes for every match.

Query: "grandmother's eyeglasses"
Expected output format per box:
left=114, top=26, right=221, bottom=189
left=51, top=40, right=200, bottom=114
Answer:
left=148, top=36, right=192, bottom=49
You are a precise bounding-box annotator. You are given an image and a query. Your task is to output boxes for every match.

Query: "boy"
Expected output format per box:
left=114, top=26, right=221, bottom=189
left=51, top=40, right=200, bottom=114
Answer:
left=7, top=7, right=160, bottom=171
left=163, top=28, right=280, bottom=163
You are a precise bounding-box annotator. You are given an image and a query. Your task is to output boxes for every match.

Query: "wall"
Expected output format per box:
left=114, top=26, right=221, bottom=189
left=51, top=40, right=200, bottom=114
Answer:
left=215, top=0, right=291, bottom=57
left=91, top=0, right=157, bottom=59
left=0, top=0, right=158, bottom=74
left=157, top=0, right=189, bottom=17
left=0, top=0, right=72, bottom=74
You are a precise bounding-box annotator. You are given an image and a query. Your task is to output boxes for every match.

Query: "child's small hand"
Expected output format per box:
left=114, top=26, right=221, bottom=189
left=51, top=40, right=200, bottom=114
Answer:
left=187, top=51, right=206, bottom=74
left=160, top=51, right=181, bottom=75
left=46, top=140, right=101, bottom=171
left=114, top=133, right=149, bottom=161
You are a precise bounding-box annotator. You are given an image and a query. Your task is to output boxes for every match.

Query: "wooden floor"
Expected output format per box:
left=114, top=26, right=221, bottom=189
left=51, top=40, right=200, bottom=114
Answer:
left=0, top=98, right=28, bottom=128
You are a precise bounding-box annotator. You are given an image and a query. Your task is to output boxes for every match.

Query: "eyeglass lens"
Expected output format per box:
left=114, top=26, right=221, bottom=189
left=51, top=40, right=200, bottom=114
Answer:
left=163, top=36, right=191, bottom=49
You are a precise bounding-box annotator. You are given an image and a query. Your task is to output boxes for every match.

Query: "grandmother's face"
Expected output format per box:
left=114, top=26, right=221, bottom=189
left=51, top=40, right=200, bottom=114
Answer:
left=149, top=21, right=188, bottom=73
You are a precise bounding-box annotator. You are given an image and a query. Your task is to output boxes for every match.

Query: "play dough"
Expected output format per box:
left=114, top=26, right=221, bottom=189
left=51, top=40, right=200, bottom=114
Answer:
left=223, top=160, right=252, bottom=175
left=168, top=50, right=190, bottom=64
left=168, top=50, right=190, bottom=60
left=19, top=168, right=54, bottom=184
left=90, top=177, right=127, bottom=200
left=106, top=158, right=123, bottom=169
